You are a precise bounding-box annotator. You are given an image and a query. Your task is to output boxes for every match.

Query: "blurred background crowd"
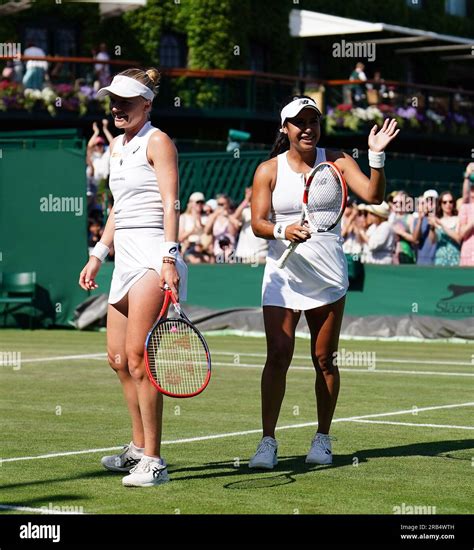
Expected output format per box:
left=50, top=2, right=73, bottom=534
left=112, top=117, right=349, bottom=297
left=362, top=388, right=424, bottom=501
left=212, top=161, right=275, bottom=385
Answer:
left=86, top=119, right=474, bottom=268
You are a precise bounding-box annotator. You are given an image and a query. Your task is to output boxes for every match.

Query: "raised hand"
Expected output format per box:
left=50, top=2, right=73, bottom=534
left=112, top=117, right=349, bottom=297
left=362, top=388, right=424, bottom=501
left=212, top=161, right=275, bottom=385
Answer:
left=368, top=118, right=400, bottom=152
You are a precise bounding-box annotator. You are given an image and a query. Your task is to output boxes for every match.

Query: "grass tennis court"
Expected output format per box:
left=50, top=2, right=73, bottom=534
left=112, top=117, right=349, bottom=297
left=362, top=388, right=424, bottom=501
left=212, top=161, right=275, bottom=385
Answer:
left=0, top=330, right=473, bottom=515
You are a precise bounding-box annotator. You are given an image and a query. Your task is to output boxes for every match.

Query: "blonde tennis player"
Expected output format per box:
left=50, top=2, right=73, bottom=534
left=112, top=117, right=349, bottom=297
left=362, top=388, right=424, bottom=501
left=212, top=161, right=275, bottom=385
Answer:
left=79, top=68, right=187, bottom=487
left=249, top=96, right=399, bottom=468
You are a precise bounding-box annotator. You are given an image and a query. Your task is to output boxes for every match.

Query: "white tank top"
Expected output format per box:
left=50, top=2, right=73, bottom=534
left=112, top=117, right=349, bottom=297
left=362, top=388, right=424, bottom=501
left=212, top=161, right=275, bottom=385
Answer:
left=263, top=148, right=348, bottom=310
left=271, top=148, right=341, bottom=237
left=109, top=121, right=164, bottom=229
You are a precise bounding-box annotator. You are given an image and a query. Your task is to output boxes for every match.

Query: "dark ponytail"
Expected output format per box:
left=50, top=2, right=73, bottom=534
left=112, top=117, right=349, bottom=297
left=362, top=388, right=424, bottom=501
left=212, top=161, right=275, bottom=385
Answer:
left=269, top=94, right=322, bottom=159
left=269, top=131, right=290, bottom=159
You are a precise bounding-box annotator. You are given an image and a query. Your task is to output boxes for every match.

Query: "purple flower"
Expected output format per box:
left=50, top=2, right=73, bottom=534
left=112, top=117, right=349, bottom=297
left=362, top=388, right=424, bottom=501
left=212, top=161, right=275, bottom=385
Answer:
left=396, top=106, right=417, bottom=119
left=453, top=113, right=466, bottom=124
left=80, top=85, right=95, bottom=99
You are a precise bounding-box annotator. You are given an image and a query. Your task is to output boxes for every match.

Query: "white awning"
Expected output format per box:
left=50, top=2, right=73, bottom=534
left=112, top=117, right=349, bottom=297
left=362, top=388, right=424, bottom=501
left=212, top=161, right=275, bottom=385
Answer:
left=76, top=0, right=147, bottom=18
left=290, top=9, right=473, bottom=51
left=0, top=0, right=147, bottom=17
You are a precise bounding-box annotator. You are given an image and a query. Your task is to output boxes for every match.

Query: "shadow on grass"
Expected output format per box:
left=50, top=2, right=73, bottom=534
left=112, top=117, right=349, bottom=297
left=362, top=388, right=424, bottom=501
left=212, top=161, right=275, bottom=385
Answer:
left=1, top=438, right=472, bottom=493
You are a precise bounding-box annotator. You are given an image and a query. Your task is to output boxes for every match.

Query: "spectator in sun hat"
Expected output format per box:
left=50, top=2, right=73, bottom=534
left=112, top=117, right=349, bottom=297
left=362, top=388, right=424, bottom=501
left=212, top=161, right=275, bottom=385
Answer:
left=179, top=191, right=207, bottom=254
left=355, top=202, right=394, bottom=264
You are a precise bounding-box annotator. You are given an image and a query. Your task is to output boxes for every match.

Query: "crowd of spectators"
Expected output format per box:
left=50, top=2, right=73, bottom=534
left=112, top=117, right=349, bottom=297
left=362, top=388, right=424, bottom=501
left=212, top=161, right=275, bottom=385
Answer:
left=342, top=163, right=474, bottom=267
left=84, top=114, right=473, bottom=268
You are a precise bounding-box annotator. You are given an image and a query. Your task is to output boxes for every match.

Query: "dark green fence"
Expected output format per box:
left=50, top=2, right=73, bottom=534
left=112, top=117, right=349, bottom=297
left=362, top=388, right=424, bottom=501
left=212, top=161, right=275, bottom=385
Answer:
left=178, top=150, right=468, bottom=205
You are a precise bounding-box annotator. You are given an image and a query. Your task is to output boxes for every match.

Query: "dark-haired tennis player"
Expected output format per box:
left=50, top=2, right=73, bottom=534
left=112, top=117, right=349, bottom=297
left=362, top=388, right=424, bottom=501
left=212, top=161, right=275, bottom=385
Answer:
left=249, top=96, right=399, bottom=468
left=79, top=68, right=187, bottom=487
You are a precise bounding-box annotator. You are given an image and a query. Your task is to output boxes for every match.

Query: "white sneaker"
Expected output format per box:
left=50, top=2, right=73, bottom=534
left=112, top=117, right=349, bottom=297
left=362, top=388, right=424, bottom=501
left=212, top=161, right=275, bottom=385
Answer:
left=101, top=442, right=143, bottom=472
left=122, top=456, right=170, bottom=487
left=249, top=436, right=278, bottom=469
left=305, top=433, right=334, bottom=465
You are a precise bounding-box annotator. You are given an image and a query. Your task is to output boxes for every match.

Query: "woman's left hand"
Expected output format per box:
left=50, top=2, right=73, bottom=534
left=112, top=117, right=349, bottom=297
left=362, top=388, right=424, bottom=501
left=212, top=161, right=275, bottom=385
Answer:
left=160, top=261, right=180, bottom=301
left=368, top=118, right=400, bottom=152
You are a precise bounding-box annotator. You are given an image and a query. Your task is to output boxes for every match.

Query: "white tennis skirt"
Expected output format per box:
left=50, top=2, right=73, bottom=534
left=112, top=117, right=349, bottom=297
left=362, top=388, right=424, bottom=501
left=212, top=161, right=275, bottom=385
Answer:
left=262, top=233, right=348, bottom=310
left=108, top=227, right=188, bottom=305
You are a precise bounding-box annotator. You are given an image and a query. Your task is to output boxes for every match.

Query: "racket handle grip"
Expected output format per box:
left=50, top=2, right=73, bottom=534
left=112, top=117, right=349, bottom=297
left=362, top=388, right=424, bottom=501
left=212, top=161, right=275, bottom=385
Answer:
left=276, top=242, right=298, bottom=269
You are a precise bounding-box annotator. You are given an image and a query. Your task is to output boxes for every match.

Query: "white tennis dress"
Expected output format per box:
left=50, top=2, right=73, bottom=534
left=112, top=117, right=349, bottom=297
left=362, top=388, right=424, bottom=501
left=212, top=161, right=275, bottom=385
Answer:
left=108, top=121, right=188, bottom=304
left=262, top=149, right=348, bottom=310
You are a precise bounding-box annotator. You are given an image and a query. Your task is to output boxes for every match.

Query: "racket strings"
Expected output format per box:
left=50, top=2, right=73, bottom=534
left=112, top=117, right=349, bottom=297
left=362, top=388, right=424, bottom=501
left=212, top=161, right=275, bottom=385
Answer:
left=147, top=319, right=208, bottom=395
left=306, top=166, right=344, bottom=231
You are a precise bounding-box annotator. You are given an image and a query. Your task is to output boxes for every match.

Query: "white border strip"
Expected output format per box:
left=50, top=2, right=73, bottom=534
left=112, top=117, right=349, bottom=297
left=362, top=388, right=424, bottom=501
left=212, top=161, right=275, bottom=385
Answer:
left=3, top=402, right=472, bottom=464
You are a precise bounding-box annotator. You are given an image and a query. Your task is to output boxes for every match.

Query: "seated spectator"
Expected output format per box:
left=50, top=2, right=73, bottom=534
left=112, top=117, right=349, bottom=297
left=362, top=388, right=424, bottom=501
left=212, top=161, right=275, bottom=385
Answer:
left=22, top=42, right=48, bottom=90
left=349, top=62, right=367, bottom=106
left=429, top=191, right=460, bottom=266
left=341, top=197, right=361, bottom=257
left=390, top=191, right=417, bottom=264
left=413, top=190, right=438, bottom=265
left=87, top=120, right=112, bottom=196
left=355, top=202, right=394, bottom=264
left=179, top=192, right=207, bottom=254
left=204, top=194, right=239, bottom=262
left=386, top=191, right=398, bottom=223
left=232, top=187, right=268, bottom=264
left=353, top=204, right=369, bottom=261
left=88, top=219, right=103, bottom=250
left=183, top=236, right=212, bottom=264
left=457, top=179, right=474, bottom=266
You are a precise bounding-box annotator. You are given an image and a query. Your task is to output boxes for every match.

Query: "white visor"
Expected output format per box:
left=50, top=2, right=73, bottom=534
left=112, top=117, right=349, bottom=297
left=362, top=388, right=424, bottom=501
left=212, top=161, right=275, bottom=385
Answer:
left=96, top=75, right=155, bottom=101
left=281, top=98, right=320, bottom=125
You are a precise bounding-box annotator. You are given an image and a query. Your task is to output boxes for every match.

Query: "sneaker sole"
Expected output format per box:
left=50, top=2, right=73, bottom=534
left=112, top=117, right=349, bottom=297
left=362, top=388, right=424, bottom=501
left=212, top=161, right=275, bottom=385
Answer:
left=248, top=459, right=278, bottom=470
left=305, top=456, right=333, bottom=465
left=122, top=477, right=170, bottom=487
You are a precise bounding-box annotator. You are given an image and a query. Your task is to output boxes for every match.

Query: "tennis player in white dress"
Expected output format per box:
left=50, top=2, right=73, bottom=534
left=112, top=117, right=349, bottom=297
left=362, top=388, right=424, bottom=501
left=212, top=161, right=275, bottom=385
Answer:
left=79, top=68, right=187, bottom=487
left=249, top=96, right=399, bottom=468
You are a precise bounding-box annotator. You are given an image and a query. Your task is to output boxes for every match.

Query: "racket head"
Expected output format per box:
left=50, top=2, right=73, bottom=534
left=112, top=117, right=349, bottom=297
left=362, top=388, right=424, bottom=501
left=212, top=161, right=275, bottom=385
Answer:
left=145, top=316, right=211, bottom=398
left=304, top=161, right=347, bottom=232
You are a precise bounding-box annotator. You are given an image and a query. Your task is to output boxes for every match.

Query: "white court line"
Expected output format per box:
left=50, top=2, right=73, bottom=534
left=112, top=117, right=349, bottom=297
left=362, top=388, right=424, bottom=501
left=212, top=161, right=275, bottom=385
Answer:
left=3, top=402, right=473, bottom=464
left=20, top=353, right=105, bottom=364
left=347, top=419, right=474, bottom=430
left=16, top=354, right=474, bottom=377
left=18, top=351, right=473, bottom=368
left=0, top=505, right=83, bottom=514
left=211, top=361, right=474, bottom=377
left=214, top=351, right=473, bottom=367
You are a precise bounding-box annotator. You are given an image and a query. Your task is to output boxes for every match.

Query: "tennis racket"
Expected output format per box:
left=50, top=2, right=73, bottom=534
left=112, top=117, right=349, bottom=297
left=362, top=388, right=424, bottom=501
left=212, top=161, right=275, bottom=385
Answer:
left=144, top=286, right=211, bottom=398
left=276, top=161, right=347, bottom=269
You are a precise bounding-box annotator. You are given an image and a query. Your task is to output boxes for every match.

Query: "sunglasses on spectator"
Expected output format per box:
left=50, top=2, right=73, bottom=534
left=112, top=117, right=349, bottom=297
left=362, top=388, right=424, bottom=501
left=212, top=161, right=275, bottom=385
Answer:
left=195, top=200, right=205, bottom=204
left=217, top=202, right=226, bottom=206
left=442, top=200, right=453, bottom=204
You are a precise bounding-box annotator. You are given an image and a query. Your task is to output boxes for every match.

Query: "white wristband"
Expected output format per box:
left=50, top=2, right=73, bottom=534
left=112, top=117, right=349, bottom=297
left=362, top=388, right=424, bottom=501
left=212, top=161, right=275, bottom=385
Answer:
left=90, top=241, right=110, bottom=262
left=273, top=222, right=290, bottom=240
left=161, top=241, right=179, bottom=259
left=368, top=150, right=385, bottom=168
